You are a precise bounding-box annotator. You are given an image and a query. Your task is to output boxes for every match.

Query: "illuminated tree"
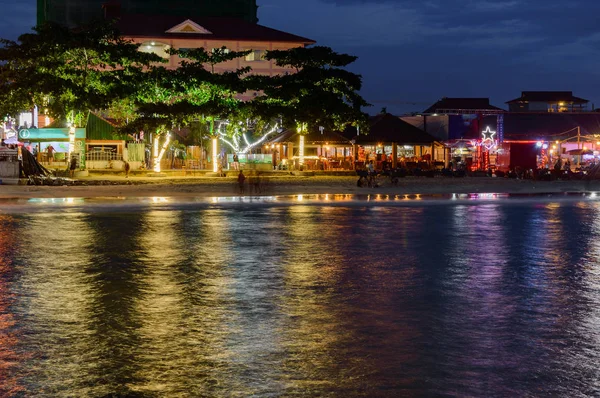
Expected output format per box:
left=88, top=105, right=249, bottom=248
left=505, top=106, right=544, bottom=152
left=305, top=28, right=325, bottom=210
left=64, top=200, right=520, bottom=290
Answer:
left=251, top=46, right=369, bottom=165
left=122, top=46, right=251, bottom=172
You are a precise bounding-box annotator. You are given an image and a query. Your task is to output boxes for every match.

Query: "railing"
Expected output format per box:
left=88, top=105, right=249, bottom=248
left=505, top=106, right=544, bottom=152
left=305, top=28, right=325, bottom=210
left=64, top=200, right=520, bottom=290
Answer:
left=86, top=151, right=123, bottom=162
left=0, top=150, right=19, bottom=162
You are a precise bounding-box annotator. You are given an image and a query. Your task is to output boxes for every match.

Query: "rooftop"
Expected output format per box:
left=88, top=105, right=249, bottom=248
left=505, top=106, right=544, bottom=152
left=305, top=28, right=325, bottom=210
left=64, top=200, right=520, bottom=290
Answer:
left=506, top=91, right=589, bottom=104
left=423, top=97, right=504, bottom=114
left=113, top=14, right=315, bottom=44
left=345, top=113, right=438, bottom=145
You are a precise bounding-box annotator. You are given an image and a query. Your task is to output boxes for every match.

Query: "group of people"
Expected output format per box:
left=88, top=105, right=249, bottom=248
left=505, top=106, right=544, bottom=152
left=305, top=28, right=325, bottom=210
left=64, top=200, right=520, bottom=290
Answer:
left=236, top=169, right=266, bottom=194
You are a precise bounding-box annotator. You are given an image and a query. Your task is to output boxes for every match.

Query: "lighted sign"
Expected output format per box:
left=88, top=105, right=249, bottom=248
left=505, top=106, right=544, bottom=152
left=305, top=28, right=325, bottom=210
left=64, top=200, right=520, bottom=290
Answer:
left=481, top=126, right=497, bottom=150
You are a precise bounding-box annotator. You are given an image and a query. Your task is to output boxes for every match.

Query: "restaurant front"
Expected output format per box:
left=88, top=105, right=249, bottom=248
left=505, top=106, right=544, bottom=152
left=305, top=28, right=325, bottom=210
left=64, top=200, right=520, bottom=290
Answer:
left=18, top=127, right=86, bottom=167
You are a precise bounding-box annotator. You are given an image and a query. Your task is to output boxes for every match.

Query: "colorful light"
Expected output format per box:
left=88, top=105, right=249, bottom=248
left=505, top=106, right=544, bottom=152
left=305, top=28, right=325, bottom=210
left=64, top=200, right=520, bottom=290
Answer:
left=481, top=126, right=497, bottom=150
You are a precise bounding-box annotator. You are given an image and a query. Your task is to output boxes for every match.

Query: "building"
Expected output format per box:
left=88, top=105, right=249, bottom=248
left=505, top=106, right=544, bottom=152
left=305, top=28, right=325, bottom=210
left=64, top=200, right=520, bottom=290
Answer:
left=476, top=112, right=600, bottom=171
left=109, top=9, right=314, bottom=74
left=402, top=97, right=504, bottom=142
left=506, top=91, right=589, bottom=113
left=37, top=0, right=258, bottom=27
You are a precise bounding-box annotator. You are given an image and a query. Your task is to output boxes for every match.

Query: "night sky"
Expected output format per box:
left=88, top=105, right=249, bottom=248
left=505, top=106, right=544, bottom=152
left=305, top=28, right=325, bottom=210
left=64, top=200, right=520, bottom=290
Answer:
left=2, top=0, right=599, bottom=115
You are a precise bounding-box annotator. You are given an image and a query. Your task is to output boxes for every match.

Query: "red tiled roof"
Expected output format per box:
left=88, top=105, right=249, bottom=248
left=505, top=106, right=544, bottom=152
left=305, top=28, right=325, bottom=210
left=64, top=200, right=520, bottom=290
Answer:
left=114, top=14, right=315, bottom=44
left=506, top=91, right=589, bottom=104
left=423, top=97, right=504, bottom=114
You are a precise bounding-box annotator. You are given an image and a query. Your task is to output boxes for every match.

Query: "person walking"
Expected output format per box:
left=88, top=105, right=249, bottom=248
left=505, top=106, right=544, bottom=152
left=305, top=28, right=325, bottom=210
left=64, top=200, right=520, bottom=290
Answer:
left=124, top=161, right=131, bottom=178
left=232, top=153, right=239, bottom=171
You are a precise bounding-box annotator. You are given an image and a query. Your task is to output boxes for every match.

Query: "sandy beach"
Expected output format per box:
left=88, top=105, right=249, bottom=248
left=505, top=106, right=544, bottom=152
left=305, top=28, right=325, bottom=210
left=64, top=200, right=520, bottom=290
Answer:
left=1, top=175, right=600, bottom=199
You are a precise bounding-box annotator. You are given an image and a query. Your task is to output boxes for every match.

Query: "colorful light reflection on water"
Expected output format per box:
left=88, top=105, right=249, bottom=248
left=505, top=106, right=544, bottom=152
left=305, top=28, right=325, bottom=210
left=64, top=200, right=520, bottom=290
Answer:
left=0, top=199, right=600, bottom=395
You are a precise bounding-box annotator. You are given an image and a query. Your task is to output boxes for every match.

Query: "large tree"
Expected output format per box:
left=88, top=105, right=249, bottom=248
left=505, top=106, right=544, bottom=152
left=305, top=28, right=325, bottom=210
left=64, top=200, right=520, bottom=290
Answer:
left=256, top=46, right=370, bottom=132
left=0, top=21, right=162, bottom=126
left=119, top=46, right=252, bottom=172
left=218, top=46, right=369, bottom=164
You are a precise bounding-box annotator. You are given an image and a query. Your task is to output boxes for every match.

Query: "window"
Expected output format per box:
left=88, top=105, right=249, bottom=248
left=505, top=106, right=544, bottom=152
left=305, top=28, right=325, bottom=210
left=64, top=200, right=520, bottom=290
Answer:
left=245, top=50, right=266, bottom=62
left=211, top=47, right=231, bottom=55
left=139, top=41, right=170, bottom=59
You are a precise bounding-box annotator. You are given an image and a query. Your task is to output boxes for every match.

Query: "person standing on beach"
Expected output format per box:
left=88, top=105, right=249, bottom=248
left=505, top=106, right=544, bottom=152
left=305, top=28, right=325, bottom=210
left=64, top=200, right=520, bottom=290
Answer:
left=237, top=170, right=246, bottom=194
left=47, top=145, right=54, bottom=164
left=69, top=155, right=77, bottom=178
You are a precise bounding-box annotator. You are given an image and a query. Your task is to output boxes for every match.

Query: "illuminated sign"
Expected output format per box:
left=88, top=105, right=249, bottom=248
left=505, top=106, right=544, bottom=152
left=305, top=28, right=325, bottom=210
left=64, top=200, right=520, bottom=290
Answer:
left=481, top=126, right=497, bottom=150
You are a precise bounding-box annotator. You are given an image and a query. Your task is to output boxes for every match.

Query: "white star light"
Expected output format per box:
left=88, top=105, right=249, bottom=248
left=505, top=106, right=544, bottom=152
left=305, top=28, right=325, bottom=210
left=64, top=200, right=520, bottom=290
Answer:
left=482, top=126, right=496, bottom=141
left=481, top=126, right=497, bottom=150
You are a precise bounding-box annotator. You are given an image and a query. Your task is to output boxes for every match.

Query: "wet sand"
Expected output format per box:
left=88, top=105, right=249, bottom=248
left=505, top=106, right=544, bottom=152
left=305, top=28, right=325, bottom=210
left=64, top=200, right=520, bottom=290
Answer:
left=1, top=175, right=600, bottom=199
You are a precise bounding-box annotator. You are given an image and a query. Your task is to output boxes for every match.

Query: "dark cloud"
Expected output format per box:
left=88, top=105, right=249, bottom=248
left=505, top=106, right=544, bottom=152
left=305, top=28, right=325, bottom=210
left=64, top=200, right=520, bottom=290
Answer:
left=260, top=0, right=600, bottom=113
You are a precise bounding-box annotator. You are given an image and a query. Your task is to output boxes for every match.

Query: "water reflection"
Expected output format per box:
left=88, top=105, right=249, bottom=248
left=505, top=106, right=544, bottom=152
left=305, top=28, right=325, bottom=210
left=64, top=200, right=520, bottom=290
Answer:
left=0, top=215, right=22, bottom=396
left=1, top=201, right=600, bottom=395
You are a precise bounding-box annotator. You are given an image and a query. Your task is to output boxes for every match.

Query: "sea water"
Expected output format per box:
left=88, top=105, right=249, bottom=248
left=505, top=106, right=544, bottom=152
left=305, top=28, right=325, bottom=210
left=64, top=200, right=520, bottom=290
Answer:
left=0, top=195, right=599, bottom=396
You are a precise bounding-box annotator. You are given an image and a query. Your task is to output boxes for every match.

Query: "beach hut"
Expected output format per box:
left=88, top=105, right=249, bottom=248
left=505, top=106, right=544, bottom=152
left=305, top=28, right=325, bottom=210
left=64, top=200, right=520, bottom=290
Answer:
left=345, top=113, right=443, bottom=170
left=266, top=129, right=354, bottom=170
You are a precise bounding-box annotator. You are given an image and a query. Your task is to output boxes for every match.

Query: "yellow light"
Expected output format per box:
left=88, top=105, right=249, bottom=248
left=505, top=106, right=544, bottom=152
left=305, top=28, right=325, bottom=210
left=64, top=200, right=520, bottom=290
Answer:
left=153, top=136, right=160, bottom=172
left=299, top=135, right=305, bottom=166
left=68, top=125, right=76, bottom=158
left=556, top=141, right=559, bottom=144
left=212, top=137, right=218, bottom=173
left=155, top=134, right=171, bottom=173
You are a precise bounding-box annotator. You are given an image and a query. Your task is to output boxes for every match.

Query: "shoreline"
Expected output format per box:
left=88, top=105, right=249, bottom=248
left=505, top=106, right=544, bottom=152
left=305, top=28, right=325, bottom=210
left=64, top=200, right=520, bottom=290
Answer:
left=1, top=176, right=600, bottom=199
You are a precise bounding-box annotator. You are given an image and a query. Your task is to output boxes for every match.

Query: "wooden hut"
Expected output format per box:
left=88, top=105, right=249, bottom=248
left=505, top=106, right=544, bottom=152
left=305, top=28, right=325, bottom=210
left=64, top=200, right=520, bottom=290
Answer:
left=266, top=129, right=354, bottom=170
left=346, top=113, right=444, bottom=170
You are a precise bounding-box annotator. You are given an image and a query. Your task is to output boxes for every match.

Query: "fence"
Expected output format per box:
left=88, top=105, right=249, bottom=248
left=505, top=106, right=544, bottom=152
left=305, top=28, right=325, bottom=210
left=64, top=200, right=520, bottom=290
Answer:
left=0, top=150, right=19, bottom=162
left=86, top=151, right=123, bottom=162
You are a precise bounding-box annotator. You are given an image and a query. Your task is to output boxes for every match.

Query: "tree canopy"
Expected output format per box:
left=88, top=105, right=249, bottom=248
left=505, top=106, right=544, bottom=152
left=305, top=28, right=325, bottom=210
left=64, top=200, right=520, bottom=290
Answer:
left=0, top=24, right=369, bottom=140
left=0, top=21, right=162, bottom=126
